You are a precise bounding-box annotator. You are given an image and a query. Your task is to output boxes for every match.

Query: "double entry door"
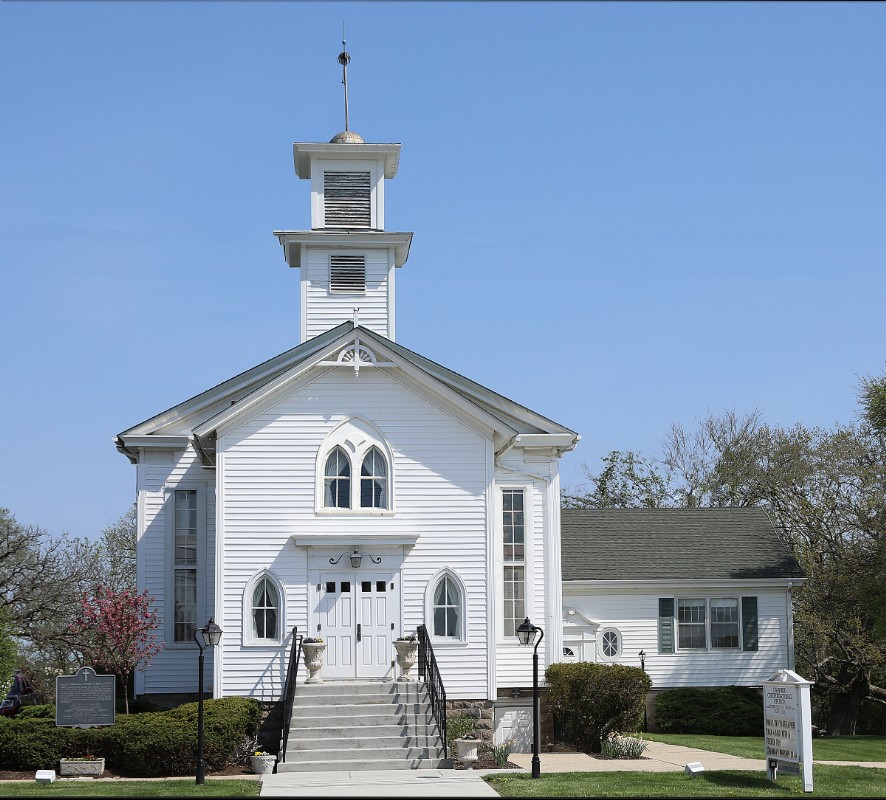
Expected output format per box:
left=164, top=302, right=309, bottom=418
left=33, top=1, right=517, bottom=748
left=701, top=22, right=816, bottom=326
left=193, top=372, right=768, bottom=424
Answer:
left=313, top=570, right=398, bottom=679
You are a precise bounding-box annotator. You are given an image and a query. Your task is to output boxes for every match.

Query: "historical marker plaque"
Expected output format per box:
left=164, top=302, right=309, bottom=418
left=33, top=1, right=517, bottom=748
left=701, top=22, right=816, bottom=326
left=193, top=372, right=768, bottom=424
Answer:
left=56, top=667, right=116, bottom=728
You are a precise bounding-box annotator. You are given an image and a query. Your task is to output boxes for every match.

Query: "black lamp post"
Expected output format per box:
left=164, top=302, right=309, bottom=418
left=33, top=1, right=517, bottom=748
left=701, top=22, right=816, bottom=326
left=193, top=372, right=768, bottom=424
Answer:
left=638, top=649, right=648, bottom=733
left=516, top=617, right=544, bottom=779
left=194, top=618, right=223, bottom=785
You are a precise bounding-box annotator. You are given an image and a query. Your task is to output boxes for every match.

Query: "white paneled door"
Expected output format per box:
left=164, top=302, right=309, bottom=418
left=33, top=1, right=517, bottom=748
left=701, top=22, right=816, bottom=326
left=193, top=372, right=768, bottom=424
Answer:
left=314, top=571, right=396, bottom=679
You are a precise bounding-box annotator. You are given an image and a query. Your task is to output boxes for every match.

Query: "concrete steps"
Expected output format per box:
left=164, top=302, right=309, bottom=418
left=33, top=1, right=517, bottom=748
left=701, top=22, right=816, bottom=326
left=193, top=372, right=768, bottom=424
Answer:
left=278, top=680, right=450, bottom=772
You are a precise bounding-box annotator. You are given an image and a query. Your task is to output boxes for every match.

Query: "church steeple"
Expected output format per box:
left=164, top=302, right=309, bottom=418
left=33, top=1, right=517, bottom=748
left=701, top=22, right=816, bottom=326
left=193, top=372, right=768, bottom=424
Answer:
left=273, top=48, right=412, bottom=344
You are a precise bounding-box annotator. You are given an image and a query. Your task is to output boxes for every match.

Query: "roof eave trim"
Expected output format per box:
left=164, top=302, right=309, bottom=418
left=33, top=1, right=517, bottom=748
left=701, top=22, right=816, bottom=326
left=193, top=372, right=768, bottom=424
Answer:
left=563, top=577, right=807, bottom=589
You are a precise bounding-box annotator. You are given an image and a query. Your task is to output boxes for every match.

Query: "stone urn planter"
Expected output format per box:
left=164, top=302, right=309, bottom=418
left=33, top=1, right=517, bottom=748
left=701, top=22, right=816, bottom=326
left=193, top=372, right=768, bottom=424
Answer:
left=59, top=758, right=105, bottom=777
left=302, top=640, right=326, bottom=683
left=393, top=637, right=419, bottom=681
left=249, top=754, right=277, bottom=775
left=455, top=737, right=479, bottom=767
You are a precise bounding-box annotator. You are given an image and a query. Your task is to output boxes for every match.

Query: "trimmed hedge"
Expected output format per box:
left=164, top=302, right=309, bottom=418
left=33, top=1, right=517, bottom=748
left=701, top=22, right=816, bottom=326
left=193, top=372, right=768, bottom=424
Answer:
left=0, top=697, right=261, bottom=776
left=546, top=662, right=651, bottom=753
left=654, top=687, right=763, bottom=736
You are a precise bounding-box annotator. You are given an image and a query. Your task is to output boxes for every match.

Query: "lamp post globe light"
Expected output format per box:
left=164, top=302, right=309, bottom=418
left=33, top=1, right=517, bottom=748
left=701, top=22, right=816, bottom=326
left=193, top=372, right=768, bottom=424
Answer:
left=516, top=617, right=544, bottom=779
left=194, top=618, right=223, bottom=785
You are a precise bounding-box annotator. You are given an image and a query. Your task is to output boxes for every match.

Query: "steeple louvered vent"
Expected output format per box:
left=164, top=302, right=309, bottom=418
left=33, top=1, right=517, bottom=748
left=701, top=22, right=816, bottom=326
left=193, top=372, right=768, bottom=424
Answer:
left=330, top=255, right=366, bottom=293
left=324, top=171, right=371, bottom=227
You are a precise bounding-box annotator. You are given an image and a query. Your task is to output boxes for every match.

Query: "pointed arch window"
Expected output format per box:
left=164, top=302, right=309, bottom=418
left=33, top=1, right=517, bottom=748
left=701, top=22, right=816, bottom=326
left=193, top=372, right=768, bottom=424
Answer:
left=425, top=570, right=466, bottom=643
left=360, top=447, right=388, bottom=509
left=324, top=447, right=351, bottom=508
left=252, top=578, right=280, bottom=640
left=433, top=574, right=461, bottom=639
left=243, top=571, right=285, bottom=646
left=316, top=418, right=395, bottom=514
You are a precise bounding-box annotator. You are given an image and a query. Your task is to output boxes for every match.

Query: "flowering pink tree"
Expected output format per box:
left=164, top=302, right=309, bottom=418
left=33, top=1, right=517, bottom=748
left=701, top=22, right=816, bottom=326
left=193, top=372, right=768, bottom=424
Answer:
left=73, top=586, right=163, bottom=713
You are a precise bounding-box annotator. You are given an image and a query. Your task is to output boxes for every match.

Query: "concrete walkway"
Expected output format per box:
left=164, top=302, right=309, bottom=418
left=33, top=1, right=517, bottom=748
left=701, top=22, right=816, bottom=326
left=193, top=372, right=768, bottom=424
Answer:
left=260, top=741, right=886, bottom=796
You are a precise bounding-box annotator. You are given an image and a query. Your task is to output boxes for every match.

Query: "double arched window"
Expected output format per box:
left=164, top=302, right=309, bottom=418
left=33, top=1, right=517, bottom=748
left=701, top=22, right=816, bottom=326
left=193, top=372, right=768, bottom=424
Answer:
left=317, top=419, right=392, bottom=512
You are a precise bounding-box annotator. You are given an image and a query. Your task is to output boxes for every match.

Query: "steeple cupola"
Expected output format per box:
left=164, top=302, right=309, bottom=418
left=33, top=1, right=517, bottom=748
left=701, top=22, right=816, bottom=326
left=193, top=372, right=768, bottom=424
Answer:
left=274, top=48, right=412, bottom=344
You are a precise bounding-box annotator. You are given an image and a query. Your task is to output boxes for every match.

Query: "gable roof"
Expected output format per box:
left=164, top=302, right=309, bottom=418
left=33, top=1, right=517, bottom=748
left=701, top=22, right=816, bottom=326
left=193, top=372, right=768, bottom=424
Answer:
left=116, top=323, right=578, bottom=463
left=561, top=508, right=805, bottom=582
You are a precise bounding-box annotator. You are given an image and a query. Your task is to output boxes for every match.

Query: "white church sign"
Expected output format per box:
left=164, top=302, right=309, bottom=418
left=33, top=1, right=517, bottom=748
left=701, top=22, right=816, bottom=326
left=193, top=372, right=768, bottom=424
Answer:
left=763, top=669, right=813, bottom=792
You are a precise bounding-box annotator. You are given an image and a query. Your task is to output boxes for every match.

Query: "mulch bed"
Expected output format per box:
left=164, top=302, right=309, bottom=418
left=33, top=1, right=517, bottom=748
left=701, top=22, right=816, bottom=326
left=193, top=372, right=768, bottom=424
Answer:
left=0, top=764, right=255, bottom=781
left=454, top=753, right=522, bottom=770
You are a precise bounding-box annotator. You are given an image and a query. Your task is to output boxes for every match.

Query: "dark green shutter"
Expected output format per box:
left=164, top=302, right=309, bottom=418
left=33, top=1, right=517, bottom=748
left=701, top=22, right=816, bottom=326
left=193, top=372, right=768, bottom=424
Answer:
left=658, top=598, right=675, bottom=654
left=742, top=596, right=758, bottom=651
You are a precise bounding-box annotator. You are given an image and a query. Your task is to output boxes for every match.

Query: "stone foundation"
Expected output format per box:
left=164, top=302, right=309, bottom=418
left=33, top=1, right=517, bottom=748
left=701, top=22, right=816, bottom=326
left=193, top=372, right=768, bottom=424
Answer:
left=446, top=699, right=495, bottom=740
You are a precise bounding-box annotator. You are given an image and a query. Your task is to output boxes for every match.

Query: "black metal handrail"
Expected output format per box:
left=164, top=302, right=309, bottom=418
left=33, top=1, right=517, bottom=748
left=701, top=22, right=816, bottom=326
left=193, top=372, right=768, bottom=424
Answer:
left=279, top=627, right=303, bottom=761
left=417, top=624, right=447, bottom=756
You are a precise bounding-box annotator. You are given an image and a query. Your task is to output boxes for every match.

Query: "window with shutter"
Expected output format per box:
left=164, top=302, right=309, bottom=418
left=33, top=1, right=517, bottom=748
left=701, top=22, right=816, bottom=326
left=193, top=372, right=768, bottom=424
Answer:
left=329, top=255, right=366, bottom=293
left=742, top=596, right=759, bottom=651
left=324, top=171, right=371, bottom=227
left=658, top=597, right=675, bottom=654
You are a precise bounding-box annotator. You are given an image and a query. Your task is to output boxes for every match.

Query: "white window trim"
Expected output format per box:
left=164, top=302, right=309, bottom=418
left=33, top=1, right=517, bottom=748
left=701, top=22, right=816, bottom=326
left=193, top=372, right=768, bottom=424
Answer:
left=315, top=417, right=395, bottom=515
left=674, top=595, right=743, bottom=652
left=496, top=483, right=535, bottom=645
left=164, top=482, right=207, bottom=649
left=424, top=568, right=469, bottom=646
left=242, top=570, right=285, bottom=647
left=598, top=627, right=622, bottom=661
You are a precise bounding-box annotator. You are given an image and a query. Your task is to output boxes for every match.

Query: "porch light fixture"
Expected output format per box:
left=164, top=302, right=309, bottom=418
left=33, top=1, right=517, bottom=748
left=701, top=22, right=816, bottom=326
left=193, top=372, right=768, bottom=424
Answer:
left=329, top=549, right=382, bottom=568
left=194, top=618, right=223, bottom=785
left=516, top=617, right=544, bottom=779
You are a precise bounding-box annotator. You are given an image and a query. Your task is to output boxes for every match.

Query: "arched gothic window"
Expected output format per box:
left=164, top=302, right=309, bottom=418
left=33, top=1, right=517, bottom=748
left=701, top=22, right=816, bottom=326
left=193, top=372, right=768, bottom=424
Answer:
left=324, top=447, right=351, bottom=508
left=317, top=418, right=394, bottom=512
left=360, top=447, right=388, bottom=508
left=432, top=574, right=462, bottom=639
left=252, top=578, right=280, bottom=640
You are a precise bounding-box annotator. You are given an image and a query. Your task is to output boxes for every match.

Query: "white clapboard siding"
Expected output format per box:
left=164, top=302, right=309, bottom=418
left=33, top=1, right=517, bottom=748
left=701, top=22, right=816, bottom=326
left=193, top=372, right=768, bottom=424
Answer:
left=137, top=447, right=216, bottom=695
left=304, top=248, right=392, bottom=340
left=215, top=368, right=492, bottom=699
left=561, top=587, right=792, bottom=688
left=494, top=479, right=554, bottom=688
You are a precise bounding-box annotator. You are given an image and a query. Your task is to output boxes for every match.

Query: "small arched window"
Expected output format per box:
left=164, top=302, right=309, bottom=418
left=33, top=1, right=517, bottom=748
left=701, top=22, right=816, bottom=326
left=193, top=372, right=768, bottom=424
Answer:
left=324, top=447, right=351, bottom=508
left=360, top=447, right=388, bottom=508
left=252, top=577, right=280, bottom=640
left=432, top=574, right=461, bottom=639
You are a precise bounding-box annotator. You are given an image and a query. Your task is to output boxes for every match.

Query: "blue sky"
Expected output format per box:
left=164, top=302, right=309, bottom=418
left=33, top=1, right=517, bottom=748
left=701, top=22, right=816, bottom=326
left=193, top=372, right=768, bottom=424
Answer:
left=2, top=2, right=884, bottom=540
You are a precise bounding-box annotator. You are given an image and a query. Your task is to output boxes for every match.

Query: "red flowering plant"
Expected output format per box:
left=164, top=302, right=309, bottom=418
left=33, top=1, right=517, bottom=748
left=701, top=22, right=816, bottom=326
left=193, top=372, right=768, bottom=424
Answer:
left=72, top=586, right=164, bottom=714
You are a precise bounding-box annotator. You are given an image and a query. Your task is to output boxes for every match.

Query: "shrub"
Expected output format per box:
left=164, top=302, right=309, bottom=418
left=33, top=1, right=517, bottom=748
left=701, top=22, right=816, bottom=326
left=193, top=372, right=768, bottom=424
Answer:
left=17, top=704, right=55, bottom=719
left=546, top=662, right=651, bottom=753
left=0, top=696, right=261, bottom=775
left=654, top=687, right=763, bottom=736
left=601, top=732, right=649, bottom=759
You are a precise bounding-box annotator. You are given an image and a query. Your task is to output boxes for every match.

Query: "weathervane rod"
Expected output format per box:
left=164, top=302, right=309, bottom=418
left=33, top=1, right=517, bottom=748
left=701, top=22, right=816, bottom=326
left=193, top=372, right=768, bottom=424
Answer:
left=338, top=27, right=351, bottom=132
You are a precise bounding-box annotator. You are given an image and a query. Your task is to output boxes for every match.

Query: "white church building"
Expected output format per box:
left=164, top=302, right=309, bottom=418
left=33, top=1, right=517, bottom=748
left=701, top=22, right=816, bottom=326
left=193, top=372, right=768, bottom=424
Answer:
left=115, top=120, right=579, bottom=713
left=114, top=60, right=803, bottom=760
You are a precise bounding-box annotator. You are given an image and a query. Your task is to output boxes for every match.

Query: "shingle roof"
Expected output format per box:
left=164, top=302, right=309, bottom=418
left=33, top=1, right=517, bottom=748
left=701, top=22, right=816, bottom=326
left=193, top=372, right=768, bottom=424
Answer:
left=561, top=508, right=805, bottom=582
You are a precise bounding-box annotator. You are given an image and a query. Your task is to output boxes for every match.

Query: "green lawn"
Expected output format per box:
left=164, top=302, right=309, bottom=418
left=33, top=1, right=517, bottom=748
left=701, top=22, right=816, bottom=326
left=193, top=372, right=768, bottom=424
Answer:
left=486, top=765, right=886, bottom=797
left=0, top=779, right=260, bottom=797
left=644, top=733, right=886, bottom=762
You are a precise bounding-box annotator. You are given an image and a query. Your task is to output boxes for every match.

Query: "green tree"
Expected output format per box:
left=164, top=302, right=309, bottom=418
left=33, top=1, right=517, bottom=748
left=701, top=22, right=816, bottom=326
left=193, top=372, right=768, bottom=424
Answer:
left=860, top=366, right=886, bottom=434
left=0, top=606, right=17, bottom=695
left=563, top=450, right=675, bottom=509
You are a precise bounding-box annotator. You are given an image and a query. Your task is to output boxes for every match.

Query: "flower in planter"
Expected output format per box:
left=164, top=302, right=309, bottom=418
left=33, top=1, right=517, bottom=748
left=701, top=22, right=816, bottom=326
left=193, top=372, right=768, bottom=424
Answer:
left=253, top=751, right=270, bottom=757
left=396, top=633, right=417, bottom=642
left=303, top=637, right=324, bottom=643
left=68, top=754, right=100, bottom=761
